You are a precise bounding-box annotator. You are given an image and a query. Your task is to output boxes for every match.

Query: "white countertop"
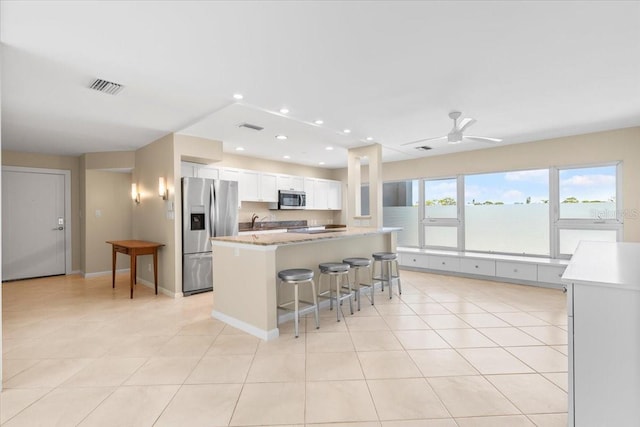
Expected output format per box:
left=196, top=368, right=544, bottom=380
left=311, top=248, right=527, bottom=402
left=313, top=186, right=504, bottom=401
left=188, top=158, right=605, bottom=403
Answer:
left=562, top=241, right=640, bottom=291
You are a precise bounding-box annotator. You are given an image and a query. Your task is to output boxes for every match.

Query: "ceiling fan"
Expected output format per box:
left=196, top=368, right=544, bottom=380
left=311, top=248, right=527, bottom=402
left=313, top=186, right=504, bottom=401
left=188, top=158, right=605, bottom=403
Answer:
left=402, top=111, right=502, bottom=146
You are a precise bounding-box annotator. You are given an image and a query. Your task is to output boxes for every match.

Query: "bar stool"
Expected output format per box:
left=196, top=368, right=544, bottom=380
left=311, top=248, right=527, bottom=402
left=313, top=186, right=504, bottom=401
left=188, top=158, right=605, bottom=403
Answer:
left=318, top=262, right=353, bottom=322
left=277, top=268, right=320, bottom=337
left=342, top=257, right=374, bottom=309
left=372, top=252, right=402, bottom=299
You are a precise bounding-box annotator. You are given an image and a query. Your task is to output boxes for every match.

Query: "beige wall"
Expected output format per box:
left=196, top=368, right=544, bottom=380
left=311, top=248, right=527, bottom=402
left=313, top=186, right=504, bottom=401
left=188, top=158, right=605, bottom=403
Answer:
left=336, top=126, right=640, bottom=242
left=84, top=151, right=135, bottom=170
left=133, top=134, right=178, bottom=295
left=84, top=170, right=133, bottom=273
left=1, top=150, right=82, bottom=271
left=175, top=134, right=223, bottom=164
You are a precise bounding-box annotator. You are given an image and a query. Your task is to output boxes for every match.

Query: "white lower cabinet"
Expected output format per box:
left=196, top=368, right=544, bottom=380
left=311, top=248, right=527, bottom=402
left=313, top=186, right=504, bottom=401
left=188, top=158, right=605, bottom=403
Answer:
left=399, top=253, right=429, bottom=269
left=495, top=261, right=537, bottom=281
left=398, top=250, right=569, bottom=287
left=537, top=265, right=566, bottom=285
left=563, top=242, right=640, bottom=426
left=460, top=258, right=496, bottom=276
left=427, top=255, right=460, bottom=272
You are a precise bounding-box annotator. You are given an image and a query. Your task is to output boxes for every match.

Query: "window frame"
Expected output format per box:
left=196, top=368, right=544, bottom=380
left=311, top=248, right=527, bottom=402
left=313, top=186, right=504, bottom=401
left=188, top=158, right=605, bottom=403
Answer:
left=414, top=162, right=623, bottom=259
left=420, top=176, right=464, bottom=250
left=551, top=161, right=623, bottom=258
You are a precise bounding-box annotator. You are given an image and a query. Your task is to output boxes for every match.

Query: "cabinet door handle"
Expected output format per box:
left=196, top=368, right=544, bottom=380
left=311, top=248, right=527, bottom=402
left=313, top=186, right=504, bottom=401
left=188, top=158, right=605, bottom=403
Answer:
left=513, top=268, right=518, bottom=273
left=475, top=265, right=479, bottom=268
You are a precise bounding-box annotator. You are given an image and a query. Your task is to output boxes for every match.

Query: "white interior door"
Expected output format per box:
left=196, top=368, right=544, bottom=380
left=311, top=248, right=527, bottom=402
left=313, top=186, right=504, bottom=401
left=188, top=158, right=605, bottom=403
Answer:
left=2, top=168, right=68, bottom=281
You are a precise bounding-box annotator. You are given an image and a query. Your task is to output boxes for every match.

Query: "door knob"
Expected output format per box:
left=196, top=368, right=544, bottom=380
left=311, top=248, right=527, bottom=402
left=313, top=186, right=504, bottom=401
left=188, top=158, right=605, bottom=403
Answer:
left=52, top=226, right=64, bottom=230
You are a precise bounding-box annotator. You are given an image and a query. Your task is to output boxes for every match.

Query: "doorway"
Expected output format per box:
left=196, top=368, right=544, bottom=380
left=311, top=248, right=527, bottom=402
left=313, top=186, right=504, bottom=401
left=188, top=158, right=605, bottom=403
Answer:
left=2, top=166, right=71, bottom=281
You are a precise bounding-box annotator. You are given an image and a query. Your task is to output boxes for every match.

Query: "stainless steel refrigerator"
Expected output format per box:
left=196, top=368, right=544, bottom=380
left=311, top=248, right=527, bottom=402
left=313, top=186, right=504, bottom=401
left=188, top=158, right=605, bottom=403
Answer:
left=182, top=177, right=238, bottom=295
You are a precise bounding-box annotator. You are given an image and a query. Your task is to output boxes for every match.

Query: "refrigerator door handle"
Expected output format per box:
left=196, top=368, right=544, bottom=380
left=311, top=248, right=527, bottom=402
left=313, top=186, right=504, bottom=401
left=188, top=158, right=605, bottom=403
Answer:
left=214, top=182, right=218, bottom=237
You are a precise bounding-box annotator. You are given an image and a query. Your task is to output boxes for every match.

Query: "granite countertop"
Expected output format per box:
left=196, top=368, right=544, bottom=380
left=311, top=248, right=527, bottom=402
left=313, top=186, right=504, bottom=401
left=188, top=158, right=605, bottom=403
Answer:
left=212, top=227, right=400, bottom=246
left=238, top=220, right=307, bottom=232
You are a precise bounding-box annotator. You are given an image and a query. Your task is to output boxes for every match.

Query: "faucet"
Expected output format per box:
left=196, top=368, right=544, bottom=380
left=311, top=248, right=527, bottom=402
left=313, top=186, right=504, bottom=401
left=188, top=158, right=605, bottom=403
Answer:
left=250, top=213, right=259, bottom=229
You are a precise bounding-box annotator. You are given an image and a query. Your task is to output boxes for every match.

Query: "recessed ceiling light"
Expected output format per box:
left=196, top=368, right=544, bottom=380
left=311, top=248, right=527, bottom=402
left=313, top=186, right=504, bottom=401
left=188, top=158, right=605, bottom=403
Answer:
left=366, top=137, right=373, bottom=141
left=325, top=146, right=334, bottom=151
left=233, top=93, right=243, bottom=100
left=275, top=135, right=288, bottom=140
left=235, top=147, right=245, bottom=151
left=319, top=161, right=325, bottom=165
left=280, top=108, right=289, bottom=114
left=314, top=119, right=324, bottom=125
left=283, top=155, right=290, bottom=159
left=343, top=129, right=351, bottom=134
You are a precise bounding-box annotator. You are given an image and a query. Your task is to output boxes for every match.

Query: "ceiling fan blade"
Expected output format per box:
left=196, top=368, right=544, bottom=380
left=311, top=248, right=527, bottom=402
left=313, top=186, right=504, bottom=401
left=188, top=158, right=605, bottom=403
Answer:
left=458, top=118, right=476, bottom=133
left=400, top=135, right=447, bottom=146
left=465, top=135, right=503, bottom=143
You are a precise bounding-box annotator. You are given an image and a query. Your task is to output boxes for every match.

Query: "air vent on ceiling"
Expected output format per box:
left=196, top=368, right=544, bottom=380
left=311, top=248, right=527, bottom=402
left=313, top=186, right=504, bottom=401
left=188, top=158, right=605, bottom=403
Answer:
left=238, top=123, right=264, bottom=131
left=89, top=78, right=124, bottom=95
left=415, top=146, right=432, bottom=151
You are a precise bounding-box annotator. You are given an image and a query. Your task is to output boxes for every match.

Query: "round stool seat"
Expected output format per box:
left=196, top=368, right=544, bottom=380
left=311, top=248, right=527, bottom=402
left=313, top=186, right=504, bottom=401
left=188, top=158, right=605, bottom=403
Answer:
left=372, top=252, right=398, bottom=261
left=278, top=268, right=314, bottom=282
left=343, top=257, right=372, bottom=267
left=319, top=262, right=350, bottom=273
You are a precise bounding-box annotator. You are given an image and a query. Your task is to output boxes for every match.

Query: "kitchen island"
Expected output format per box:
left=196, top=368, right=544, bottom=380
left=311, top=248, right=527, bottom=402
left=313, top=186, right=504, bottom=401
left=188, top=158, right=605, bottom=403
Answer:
left=211, top=227, right=398, bottom=339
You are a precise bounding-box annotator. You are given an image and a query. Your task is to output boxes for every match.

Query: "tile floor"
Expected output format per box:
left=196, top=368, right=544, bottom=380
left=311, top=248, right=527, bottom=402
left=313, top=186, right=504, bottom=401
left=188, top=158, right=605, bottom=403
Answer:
left=1, top=270, right=568, bottom=426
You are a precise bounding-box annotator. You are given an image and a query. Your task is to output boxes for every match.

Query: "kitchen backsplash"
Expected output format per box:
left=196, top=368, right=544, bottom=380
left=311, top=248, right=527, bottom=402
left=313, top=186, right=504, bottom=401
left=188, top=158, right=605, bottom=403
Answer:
left=238, top=201, right=340, bottom=226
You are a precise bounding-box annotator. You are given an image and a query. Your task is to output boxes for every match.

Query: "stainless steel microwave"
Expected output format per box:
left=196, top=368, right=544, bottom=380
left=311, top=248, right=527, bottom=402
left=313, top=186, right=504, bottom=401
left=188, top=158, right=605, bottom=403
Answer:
left=269, top=190, right=306, bottom=210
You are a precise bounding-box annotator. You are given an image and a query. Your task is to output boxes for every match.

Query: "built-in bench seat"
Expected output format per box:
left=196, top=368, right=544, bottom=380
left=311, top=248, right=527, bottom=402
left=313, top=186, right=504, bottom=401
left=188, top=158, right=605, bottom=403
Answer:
left=397, top=247, right=569, bottom=289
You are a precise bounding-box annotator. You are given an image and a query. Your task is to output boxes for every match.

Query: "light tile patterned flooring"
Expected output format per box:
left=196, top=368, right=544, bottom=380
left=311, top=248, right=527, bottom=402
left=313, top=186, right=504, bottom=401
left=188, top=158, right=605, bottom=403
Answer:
left=1, top=270, right=568, bottom=426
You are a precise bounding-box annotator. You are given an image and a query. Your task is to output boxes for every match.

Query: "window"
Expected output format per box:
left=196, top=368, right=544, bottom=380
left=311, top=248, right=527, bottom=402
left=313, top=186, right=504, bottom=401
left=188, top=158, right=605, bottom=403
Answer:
left=554, top=164, right=622, bottom=257
left=465, top=169, right=549, bottom=255
left=362, top=181, right=419, bottom=246
left=393, top=162, right=622, bottom=259
left=422, top=177, right=461, bottom=249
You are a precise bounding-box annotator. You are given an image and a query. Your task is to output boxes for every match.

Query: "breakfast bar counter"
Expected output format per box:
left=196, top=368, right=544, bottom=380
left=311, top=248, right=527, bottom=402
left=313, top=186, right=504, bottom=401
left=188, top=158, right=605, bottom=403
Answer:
left=210, top=227, right=398, bottom=339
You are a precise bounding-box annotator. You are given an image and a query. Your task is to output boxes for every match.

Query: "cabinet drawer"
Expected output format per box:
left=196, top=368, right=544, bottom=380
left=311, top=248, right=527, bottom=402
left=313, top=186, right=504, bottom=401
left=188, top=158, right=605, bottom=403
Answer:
left=496, top=261, right=537, bottom=281
left=460, top=258, right=496, bottom=276
left=399, top=253, right=429, bottom=269
left=427, top=255, right=460, bottom=272
left=537, top=265, right=567, bottom=285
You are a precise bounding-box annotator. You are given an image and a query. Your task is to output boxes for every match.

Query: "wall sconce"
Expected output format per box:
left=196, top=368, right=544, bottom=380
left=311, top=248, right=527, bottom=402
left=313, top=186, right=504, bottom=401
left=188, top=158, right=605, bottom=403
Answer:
left=158, top=177, right=168, bottom=200
left=131, top=183, right=140, bottom=205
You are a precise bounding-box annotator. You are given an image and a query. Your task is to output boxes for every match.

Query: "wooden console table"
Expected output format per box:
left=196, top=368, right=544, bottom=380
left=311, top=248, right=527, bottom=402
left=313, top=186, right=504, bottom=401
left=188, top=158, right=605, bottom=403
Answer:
left=106, top=240, right=164, bottom=299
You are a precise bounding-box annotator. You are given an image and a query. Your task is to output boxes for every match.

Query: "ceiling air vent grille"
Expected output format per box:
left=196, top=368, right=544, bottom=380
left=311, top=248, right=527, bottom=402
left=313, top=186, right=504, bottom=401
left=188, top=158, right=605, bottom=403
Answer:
left=89, top=78, right=124, bottom=95
left=416, top=146, right=432, bottom=151
left=238, top=123, right=264, bottom=131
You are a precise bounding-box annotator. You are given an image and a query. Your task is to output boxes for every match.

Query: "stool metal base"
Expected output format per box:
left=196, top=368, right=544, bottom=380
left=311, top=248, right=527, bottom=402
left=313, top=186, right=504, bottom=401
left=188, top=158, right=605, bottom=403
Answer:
left=372, top=257, right=402, bottom=300
left=318, top=268, right=354, bottom=322
left=277, top=277, right=319, bottom=337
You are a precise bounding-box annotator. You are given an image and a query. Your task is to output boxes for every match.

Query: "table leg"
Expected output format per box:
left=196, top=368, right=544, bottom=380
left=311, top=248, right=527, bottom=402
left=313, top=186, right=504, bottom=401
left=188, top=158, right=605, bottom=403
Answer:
left=112, top=246, right=116, bottom=288
left=130, top=252, right=136, bottom=299
left=153, top=249, right=158, bottom=295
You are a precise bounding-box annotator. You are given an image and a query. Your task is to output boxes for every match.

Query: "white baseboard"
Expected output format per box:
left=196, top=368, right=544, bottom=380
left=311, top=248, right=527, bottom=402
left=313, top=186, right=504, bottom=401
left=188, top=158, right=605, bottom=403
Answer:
left=136, top=277, right=182, bottom=298
left=211, top=310, right=279, bottom=341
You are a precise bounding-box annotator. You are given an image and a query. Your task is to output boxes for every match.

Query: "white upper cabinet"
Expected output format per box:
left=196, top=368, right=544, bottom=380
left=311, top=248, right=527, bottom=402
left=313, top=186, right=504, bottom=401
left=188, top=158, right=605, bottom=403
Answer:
left=181, top=162, right=197, bottom=178
left=197, top=167, right=219, bottom=180
left=314, top=179, right=329, bottom=209
left=241, top=170, right=260, bottom=201
left=304, top=178, right=316, bottom=209
left=328, top=180, right=342, bottom=210
left=277, top=174, right=304, bottom=192
left=303, top=178, right=342, bottom=210
left=259, top=173, right=278, bottom=202
left=218, top=166, right=341, bottom=210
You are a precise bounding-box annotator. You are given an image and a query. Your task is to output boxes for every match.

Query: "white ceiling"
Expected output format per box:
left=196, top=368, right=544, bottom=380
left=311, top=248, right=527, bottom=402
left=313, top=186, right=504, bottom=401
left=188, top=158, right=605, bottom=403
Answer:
left=2, top=1, right=639, bottom=168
